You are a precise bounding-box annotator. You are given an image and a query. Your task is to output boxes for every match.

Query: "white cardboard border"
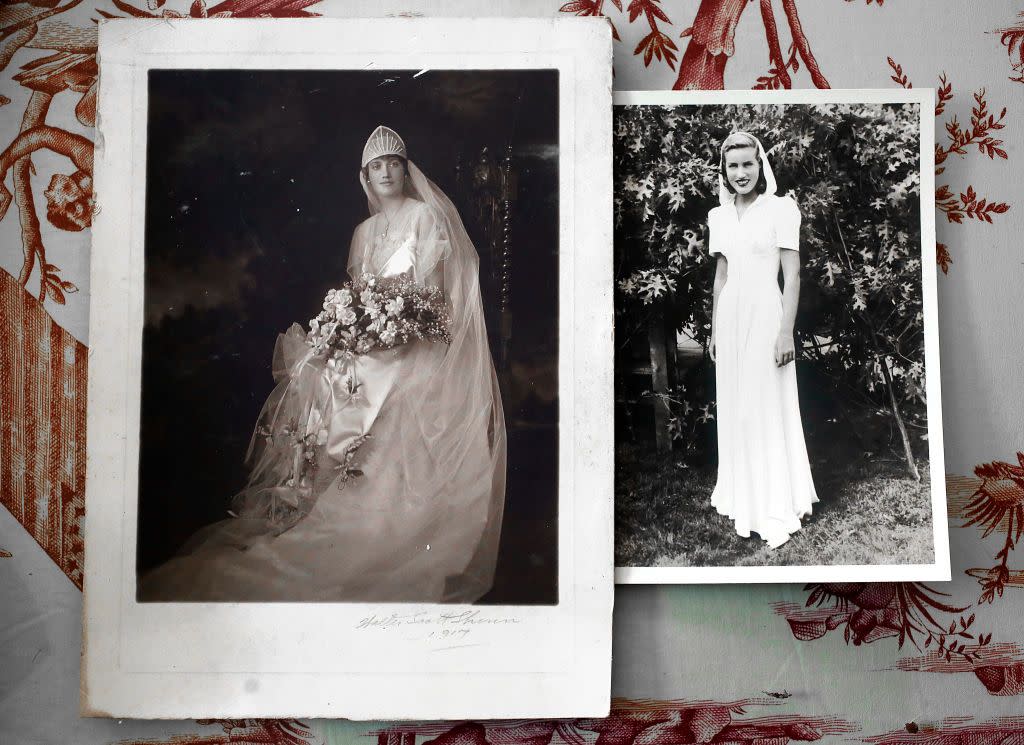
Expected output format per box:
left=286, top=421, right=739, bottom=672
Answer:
left=84, top=17, right=613, bottom=720
left=612, top=88, right=950, bottom=586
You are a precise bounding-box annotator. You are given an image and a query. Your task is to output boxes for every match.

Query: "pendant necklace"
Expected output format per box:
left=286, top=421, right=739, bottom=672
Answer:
left=379, top=200, right=405, bottom=240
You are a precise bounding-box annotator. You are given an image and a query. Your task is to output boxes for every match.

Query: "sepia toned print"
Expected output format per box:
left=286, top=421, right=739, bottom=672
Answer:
left=80, top=17, right=613, bottom=720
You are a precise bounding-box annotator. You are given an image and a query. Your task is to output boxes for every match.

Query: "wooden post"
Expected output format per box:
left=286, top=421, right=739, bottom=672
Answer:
left=648, top=310, right=672, bottom=453
left=879, top=354, right=921, bottom=482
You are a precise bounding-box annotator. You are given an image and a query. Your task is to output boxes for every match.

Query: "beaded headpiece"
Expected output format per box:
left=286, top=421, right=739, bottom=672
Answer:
left=361, top=125, right=407, bottom=169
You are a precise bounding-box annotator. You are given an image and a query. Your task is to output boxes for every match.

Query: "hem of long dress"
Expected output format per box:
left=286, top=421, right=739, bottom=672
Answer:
left=712, top=496, right=819, bottom=549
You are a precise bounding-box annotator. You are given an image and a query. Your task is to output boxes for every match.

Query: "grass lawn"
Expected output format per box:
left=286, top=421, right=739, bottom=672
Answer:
left=615, top=444, right=935, bottom=567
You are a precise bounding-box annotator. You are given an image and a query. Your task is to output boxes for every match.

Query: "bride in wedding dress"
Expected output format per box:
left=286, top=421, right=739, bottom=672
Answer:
left=139, top=126, right=508, bottom=603
left=707, top=131, right=818, bottom=550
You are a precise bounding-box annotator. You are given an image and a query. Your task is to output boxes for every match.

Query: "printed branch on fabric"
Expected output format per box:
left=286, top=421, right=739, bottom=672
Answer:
left=958, top=453, right=1024, bottom=605
left=0, top=1, right=94, bottom=304
left=774, top=583, right=990, bottom=663
left=559, top=0, right=883, bottom=89
left=895, top=642, right=1024, bottom=697
left=994, top=11, right=1024, bottom=84
left=886, top=58, right=1011, bottom=273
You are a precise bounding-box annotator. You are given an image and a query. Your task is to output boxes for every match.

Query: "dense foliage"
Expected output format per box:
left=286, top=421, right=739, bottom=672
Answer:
left=615, top=103, right=927, bottom=470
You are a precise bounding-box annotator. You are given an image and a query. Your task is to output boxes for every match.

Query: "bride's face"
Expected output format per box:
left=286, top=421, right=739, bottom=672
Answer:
left=366, top=155, right=407, bottom=199
left=723, top=145, right=761, bottom=196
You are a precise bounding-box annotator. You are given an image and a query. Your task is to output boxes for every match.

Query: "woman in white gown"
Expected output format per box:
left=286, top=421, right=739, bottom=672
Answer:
left=139, top=126, right=508, bottom=602
left=707, top=132, right=818, bottom=549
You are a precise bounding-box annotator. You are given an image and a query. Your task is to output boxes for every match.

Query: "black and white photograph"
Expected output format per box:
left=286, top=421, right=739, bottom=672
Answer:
left=83, top=18, right=613, bottom=720
left=613, top=90, right=949, bottom=584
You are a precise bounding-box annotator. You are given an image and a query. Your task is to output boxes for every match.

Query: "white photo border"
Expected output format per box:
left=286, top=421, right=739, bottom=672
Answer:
left=83, top=17, right=613, bottom=720
left=612, top=88, right=950, bottom=586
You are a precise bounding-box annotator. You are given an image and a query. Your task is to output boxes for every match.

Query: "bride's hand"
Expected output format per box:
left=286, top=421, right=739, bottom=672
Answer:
left=774, top=333, right=795, bottom=367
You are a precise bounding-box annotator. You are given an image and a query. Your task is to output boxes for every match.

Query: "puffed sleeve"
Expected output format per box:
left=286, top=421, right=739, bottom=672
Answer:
left=707, top=207, right=724, bottom=256
left=413, top=203, right=450, bottom=289
left=777, top=196, right=801, bottom=252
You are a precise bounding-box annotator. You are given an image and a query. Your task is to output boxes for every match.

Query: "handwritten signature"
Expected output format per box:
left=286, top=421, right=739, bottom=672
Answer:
left=356, top=610, right=521, bottom=631
left=355, top=611, right=521, bottom=648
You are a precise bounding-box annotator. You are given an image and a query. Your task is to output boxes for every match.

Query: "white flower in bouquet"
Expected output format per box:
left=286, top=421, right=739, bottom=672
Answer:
left=334, top=289, right=353, bottom=308
left=360, top=288, right=376, bottom=306
left=379, top=320, right=400, bottom=346
left=339, top=307, right=358, bottom=326
left=385, top=296, right=405, bottom=317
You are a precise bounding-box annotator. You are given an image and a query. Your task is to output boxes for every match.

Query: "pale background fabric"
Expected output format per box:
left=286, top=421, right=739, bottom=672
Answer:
left=2, top=1, right=1024, bottom=743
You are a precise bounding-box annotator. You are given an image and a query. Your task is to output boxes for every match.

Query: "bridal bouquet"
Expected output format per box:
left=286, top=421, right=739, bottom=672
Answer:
left=305, top=273, right=451, bottom=361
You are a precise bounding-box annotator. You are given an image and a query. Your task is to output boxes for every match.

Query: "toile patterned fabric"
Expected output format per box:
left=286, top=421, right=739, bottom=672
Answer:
left=2, top=1, right=1024, bottom=743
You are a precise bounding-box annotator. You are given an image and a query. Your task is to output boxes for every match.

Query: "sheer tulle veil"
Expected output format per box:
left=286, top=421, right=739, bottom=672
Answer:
left=352, top=129, right=509, bottom=601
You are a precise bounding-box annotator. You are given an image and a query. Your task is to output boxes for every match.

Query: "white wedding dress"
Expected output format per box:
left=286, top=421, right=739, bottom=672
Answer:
left=707, top=138, right=818, bottom=549
left=139, top=184, right=507, bottom=603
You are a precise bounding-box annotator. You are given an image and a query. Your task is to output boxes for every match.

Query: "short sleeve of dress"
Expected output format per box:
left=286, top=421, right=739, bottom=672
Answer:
left=707, top=207, right=724, bottom=257
left=776, top=196, right=801, bottom=252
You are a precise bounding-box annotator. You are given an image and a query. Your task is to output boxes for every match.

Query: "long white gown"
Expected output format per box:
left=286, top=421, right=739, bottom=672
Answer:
left=708, top=190, right=818, bottom=549
left=138, top=196, right=507, bottom=602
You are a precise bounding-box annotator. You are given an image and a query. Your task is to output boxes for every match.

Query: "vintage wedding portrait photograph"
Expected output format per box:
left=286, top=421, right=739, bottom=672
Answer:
left=83, top=18, right=613, bottom=720
left=134, top=69, right=557, bottom=607
left=613, top=90, right=948, bottom=584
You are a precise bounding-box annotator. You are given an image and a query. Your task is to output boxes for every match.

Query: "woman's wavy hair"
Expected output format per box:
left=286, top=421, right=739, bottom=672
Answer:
left=719, top=132, right=768, bottom=195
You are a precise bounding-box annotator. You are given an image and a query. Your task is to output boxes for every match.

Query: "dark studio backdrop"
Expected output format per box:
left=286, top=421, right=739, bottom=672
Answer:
left=137, top=69, right=559, bottom=604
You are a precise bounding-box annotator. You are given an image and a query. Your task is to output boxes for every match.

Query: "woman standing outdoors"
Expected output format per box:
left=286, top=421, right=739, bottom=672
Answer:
left=707, top=131, right=818, bottom=549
